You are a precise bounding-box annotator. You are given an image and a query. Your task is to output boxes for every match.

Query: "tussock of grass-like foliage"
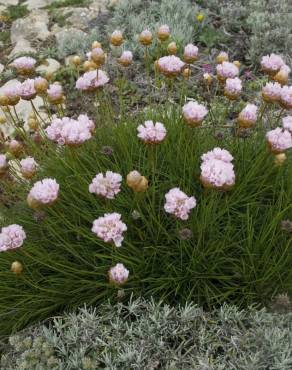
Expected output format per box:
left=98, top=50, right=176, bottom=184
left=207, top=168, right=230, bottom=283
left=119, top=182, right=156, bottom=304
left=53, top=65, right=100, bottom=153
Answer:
left=0, top=99, right=291, bottom=335
left=1, top=298, right=292, bottom=369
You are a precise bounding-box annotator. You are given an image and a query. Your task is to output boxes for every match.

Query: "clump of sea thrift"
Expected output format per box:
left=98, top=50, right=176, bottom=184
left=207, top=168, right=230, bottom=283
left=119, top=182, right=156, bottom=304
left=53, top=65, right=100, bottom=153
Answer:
left=137, top=121, right=166, bottom=144
left=0, top=224, right=26, bottom=252
left=182, top=101, right=208, bottom=126
left=27, top=178, right=59, bottom=208
left=164, top=188, right=196, bottom=220
left=266, top=128, right=292, bottom=153
left=91, top=213, right=127, bottom=247
left=89, top=171, right=122, bottom=199
left=108, top=263, right=129, bottom=285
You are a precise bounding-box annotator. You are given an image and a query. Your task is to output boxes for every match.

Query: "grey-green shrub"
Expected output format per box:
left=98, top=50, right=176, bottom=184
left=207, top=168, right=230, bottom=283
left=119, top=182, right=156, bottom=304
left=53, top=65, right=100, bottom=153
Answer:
left=1, top=298, right=292, bottom=370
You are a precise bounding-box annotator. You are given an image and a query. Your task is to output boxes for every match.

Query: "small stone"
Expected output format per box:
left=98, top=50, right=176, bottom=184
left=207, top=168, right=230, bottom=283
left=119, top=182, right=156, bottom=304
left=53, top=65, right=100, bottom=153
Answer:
left=36, top=58, right=60, bottom=75
left=9, top=39, right=36, bottom=58
left=0, top=0, right=18, bottom=5
left=0, top=63, right=4, bottom=73
left=62, top=7, right=100, bottom=31
left=23, top=0, right=52, bottom=11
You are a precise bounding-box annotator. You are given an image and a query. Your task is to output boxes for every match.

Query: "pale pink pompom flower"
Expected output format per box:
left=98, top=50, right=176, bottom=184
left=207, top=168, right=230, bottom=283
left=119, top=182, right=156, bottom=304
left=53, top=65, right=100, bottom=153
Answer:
left=45, top=117, right=70, bottom=145
left=164, top=187, right=197, bottom=220
left=201, top=147, right=233, bottom=163
left=47, top=84, right=63, bottom=104
left=184, top=43, right=199, bottom=63
left=118, top=50, right=133, bottom=67
left=108, top=263, right=129, bottom=284
left=262, top=82, right=282, bottom=102
left=60, top=117, right=93, bottom=146
left=76, top=70, right=109, bottom=91
left=280, top=85, right=292, bottom=109
left=137, top=120, right=167, bottom=144
left=12, top=56, right=36, bottom=74
left=77, top=114, right=95, bottom=133
left=224, top=77, right=242, bottom=99
left=20, top=157, right=38, bottom=179
left=238, top=103, right=258, bottom=128
left=261, top=53, right=285, bottom=74
left=200, top=159, right=235, bottom=190
left=28, top=178, right=59, bottom=206
left=19, top=79, right=37, bottom=100
left=157, top=55, right=185, bottom=77
left=282, top=116, right=292, bottom=132
left=266, top=127, right=292, bottom=153
left=91, top=212, right=127, bottom=247
left=216, top=61, right=239, bottom=81
left=2, top=82, right=21, bottom=105
left=89, top=171, right=122, bottom=199
left=0, top=224, right=26, bottom=252
left=182, top=101, right=208, bottom=126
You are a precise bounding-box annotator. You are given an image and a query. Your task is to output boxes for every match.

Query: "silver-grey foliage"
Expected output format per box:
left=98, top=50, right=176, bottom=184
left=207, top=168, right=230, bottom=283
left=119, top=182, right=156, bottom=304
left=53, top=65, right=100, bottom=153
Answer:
left=1, top=297, right=292, bottom=369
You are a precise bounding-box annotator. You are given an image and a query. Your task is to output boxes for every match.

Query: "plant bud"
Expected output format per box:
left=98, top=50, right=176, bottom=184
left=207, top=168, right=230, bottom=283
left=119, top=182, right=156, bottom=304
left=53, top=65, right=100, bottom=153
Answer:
left=0, top=95, right=9, bottom=106
left=83, top=61, right=96, bottom=71
left=45, top=71, right=53, bottom=81
left=167, top=42, right=177, bottom=55
left=28, top=118, right=38, bottom=130
left=182, top=68, right=191, bottom=78
left=91, top=48, right=105, bottom=67
left=126, top=170, right=148, bottom=192
left=203, top=73, right=212, bottom=85
left=233, top=60, right=241, bottom=68
left=139, top=29, right=153, bottom=46
left=110, top=30, right=123, bottom=46
left=34, top=77, right=48, bottom=95
left=196, top=13, right=204, bottom=22
left=92, top=41, right=102, bottom=49
left=0, top=116, right=6, bottom=124
left=216, top=51, right=229, bottom=64
left=157, top=24, right=170, bottom=41
left=274, top=153, right=287, bottom=166
left=118, top=50, right=133, bottom=67
left=72, top=55, right=81, bottom=66
left=11, top=261, right=23, bottom=275
left=8, top=140, right=23, bottom=157
left=273, top=68, right=289, bottom=85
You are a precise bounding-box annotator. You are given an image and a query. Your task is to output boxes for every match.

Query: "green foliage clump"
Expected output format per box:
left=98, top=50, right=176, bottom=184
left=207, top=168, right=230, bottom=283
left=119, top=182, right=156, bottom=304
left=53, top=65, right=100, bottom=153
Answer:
left=1, top=298, right=292, bottom=369
left=45, top=0, right=90, bottom=10
left=2, top=5, right=29, bottom=21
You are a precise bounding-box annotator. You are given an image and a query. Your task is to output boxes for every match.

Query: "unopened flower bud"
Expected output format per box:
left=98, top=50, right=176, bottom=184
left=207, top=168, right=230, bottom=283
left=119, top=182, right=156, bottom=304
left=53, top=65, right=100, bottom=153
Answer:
left=91, top=48, right=105, bottom=67
left=118, top=50, right=133, bottom=67
left=203, top=73, right=212, bottom=85
left=274, top=153, right=287, bottom=166
left=72, top=55, right=81, bottom=66
left=0, top=95, right=10, bottom=106
left=34, top=77, right=48, bottom=95
left=216, top=51, right=229, bottom=64
left=126, top=170, right=148, bottom=192
left=139, top=29, right=153, bottom=46
left=233, top=60, right=241, bottom=68
left=167, top=42, right=177, bottom=55
left=9, top=139, right=23, bottom=157
left=273, top=66, right=290, bottom=86
left=11, top=261, right=23, bottom=275
left=28, top=118, right=38, bottom=130
left=92, top=41, right=102, bottom=49
left=196, top=13, right=204, bottom=22
left=83, top=60, right=96, bottom=71
left=0, top=116, right=6, bottom=124
left=182, top=68, right=191, bottom=78
left=157, top=24, right=170, bottom=41
left=110, top=30, right=123, bottom=46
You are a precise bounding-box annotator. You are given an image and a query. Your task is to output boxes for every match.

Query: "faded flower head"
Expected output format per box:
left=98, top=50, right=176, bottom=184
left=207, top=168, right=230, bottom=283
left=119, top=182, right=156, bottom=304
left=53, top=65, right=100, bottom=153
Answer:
left=261, top=53, right=285, bottom=75
left=28, top=178, right=59, bottom=207
left=281, top=219, right=292, bottom=233
left=100, top=146, right=114, bottom=156
left=182, top=101, right=208, bottom=126
left=19, top=79, right=37, bottom=100
left=157, top=55, right=185, bottom=77
left=139, top=29, right=153, bottom=45
left=164, top=188, right=197, bottom=220
left=110, top=30, right=124, bottom=46
left=34, top=77, right=49, bottom=94
left=89, top=171, right=122, bottom=199
left=262, top=82, right=282, bottom=103
left=137, top=120, right=166, bottom=144
left=118, top=50, right=133, bottom=67
left=266, top=127, right=292, bottom=153
left=47, top=84, right=63, bottom=104
left=273, top=65, right=290, bottom=85
left=20, top=156, right=38, bottom=179
left=178, top=228, right=193, bottom=240
left=91, top=212, right=127, bottom=247
left=216, top=61, right=239, bottom=81
left=238, top=103, right=258, bottom=128
left=126, top=170, right=148, bottom=192
left=184, top=44, right=199, bottom=64
left=157, top=24, right=170, bottom=41
left=224, top=77, right=242, bottom=100
left=109, top=263, right=129, bottom=284
left=282, top=116, right=292, bottom=132
left=0, top=224, right=26, bottom=252
left=76, top=70, right=109, bottom=91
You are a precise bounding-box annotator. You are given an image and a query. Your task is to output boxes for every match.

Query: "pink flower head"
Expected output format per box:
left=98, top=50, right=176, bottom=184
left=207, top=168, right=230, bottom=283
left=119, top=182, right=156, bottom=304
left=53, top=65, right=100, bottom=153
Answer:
left=262, top=82, right=282, bottom=102
left=201, top=147, right=233, bottom=163
left=164, top=187, right=196, bottom=220
left=91, top=212, right=127, bottom=247
left=0, top=224, right=26, bottom=252
left=108, top=263, right=129, bottom=284
left=47, top=84, right=63, bottom=104
left=20, top=156, right=37, bottom=178
left=139, top=29, right=153, bottom=45
left=238, top=103, right=258, bottom=128
left=184, top=43, right=199, bottom=63
left=282, top=116, right=292, bottom=132
left=2, top=82, right=21, bottom=105
left=89, top=171, right=122, bottom=199
left=224, top=77, right=242, bottom=99
left=266, top=127, right=292, bottom=153
left=280, top=86, right=292, bottom=109
left=19, top=79, right=37, bottom=100
left=182, top=101, right=208, bottom=126
left=77, top=114, right=95, bottom=133
left=261, top=54, right=285, bottom=74
left=137, top=120, right=166, bottom=144
left=118, top=50, right=133, bottom=66
left=200, top=158, right=235, bottom=189
left=76, top=70, right=109, bottom=91
left=45, top=117, right=70, bottom=145
left=157, top=24, right=170, bottom=40
left=28, top=178, right=59, bottom=206
left=216, top=61, right=239, bottom=81
left=216, top=51, right=229, bottom=63
left=157, top=55, right=185, bottom=77
left=0, top=154, right=8, bottom=172
left=12, top=56, right=36, bottom=73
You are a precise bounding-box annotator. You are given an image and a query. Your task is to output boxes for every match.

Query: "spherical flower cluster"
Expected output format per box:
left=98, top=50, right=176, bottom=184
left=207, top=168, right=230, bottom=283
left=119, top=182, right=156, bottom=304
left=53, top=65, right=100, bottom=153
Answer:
left=28, top=178, right=59, bottom=208
left=183, top=44, right=199, bottom=64
left=200, top=148, right=235, bottom=190
left=110, top=30, right=124, bottom=46
left=216, top=51, right=229, bottom=64
left=273, top=65, right=290, bottom=85
left=157, top=24, right=170, bottom=41
left=237, top=103, right=258, bottom=128
left=91, top=47, right=105, bottom=66
left=34, top=77, right=48, bottom=94
left=262, top=82, right=282, bottom=103
left=76, top=70, right=109, bottom=91
left=47, top=84, right=63, bottom=104
left=0, top=224, right=26, bottom=252
left=12, top=56, right=36, bottom=74
left=20, top=157, right=38, bottom=179
left=19, top=79, right=37, bottom=100
left=118, top=51, right=133, bottom=67
left=280, top=86, right=292, bottom=109
left=266, top=127, right=292, bottom=153
left=108, top=263, right=129, bottom=285
left=182, top=101, right=208, bottom=126
left=216, top=61, right=239, bottom=82
left=91, top=212, right=127, bottom=247
left=0, top=83, right=21, bottom=106
left=126, top=170, right=148, bottom=192
left=261, top=54, right=285, bottom=75
left=282, top=116, right=292, bottom=132
left=0, top=154, right=8, bottom=174
left=164, top=187, right=196, bottom=220
left=137, top=120, right=166, bottom=144
left=45, top=115, right=95, bottom=146
left=139, top=29, right=153, bottom=45
left=157, top=55, right=185, bottom=77
left=89, top=171, right=122, bottom=199
left=224, top=77, right=242, bottom=100
left=9, top=139, right=23, bottom=156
